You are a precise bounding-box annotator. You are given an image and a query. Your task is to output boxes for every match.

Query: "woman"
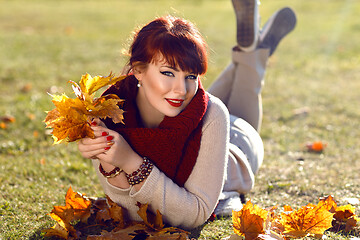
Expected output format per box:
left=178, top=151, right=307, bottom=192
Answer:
left=78, top=0, right=296, bottom=230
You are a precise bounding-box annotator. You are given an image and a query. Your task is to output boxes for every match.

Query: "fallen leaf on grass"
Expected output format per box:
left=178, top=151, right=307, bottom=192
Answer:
left=319, top=195, right=360, bottom=233
left=44, top=187, right=190, bottom=239
left=305, top=141, right=327, bottom=153
left=0, top=115, right=16, bottom=123
left=232, top=200, right=268, bottom=240
left=0, top=122, right=7, bottom=129
left=137, top=202, right=165, bottom=230
left=43, top=186, right=92, bottom=239
left=280, top=201, right=334, bottom=238
left=0, top=115, right=16, bottom=129
left=44, top=73, right=126, bottom=144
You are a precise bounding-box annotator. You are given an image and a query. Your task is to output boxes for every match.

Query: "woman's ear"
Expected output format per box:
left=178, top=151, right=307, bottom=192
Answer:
left=132, top=62, right=146, bottom=81
left=133, top=67, right=143, bottom=81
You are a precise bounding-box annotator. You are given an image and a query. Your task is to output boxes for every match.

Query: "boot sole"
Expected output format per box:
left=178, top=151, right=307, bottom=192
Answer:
left=232, top=0, right=258, bottom=51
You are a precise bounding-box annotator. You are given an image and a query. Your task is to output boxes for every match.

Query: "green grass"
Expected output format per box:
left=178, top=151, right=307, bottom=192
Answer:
left=0, top=0, right=359, bottom=239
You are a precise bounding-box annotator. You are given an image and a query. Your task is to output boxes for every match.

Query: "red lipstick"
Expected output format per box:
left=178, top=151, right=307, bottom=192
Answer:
left=166, top=98, right=184, bottom=107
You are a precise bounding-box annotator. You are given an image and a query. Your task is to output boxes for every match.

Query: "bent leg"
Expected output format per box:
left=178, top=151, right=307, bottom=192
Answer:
left=207, top=62, right=236, bottom=106
left=226, top=48, right=269, bottom=131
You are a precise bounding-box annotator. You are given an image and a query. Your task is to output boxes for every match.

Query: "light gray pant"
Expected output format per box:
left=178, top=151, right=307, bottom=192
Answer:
left=208, top=48, right=269, bottom=193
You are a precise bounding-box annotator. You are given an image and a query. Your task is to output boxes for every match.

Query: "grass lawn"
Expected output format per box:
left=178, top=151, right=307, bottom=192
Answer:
left=0, top=0, right=359, bottom=239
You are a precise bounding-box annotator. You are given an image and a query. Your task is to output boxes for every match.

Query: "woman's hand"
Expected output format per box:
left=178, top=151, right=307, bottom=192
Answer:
left=77, top=119, right=135, bottom=169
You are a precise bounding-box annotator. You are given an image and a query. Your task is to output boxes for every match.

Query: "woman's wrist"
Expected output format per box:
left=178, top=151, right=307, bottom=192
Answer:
left=121, top=153, right=144, bottom=174
left=125, top=157, right=153, bottom=185
left=100, top=161, right=117, bottom=172
left=99, top=164, right=123, bottom=178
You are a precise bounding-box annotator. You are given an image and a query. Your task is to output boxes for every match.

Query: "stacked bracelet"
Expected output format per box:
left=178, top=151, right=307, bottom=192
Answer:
left=125, top=157, right=153, bottom=185
left=99, top=164, right=123, bottom=178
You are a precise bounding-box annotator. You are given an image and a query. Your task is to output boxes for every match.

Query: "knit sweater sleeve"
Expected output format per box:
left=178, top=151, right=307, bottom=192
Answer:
left=95, top=94, right=229, bottom=230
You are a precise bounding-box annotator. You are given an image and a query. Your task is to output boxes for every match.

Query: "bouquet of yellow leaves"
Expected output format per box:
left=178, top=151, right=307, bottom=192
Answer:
left=44, top=73, right=126, bottom=144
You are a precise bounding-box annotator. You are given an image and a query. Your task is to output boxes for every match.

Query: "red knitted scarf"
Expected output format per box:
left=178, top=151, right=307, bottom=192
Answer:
left=102, top=75, right=209, bottom=186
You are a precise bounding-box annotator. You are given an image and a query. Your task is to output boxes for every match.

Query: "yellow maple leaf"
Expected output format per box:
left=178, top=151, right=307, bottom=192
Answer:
left=280, top=201, right=334, bottom=238
left=79, top=72, right=124, bottom=97
left=232, top=200, right=268, bottom=240
left=44, top=73, right=125, bottom=144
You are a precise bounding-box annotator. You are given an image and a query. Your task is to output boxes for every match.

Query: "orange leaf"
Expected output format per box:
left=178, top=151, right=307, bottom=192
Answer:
left=280, top=201, right=334, bottom=238
left=232, top=200, right=268, bottom=240
left=0, top=115, right=16, bottom=123
left=0, top=122, right=7, bottom=129
left=306, top=141, right=327, bottom=153
left=43, top=187, right=92, bottom=238
left=333, top=204, right=357, bottom=221
left=318, top=195, right=360, bottom=232
left=65, top=186, right=92, bottom=222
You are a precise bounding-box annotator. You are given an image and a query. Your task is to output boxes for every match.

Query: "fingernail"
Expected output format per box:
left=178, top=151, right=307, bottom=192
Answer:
left=102, top=131, right=108, bottom=136
left=106, top=136, right=114, bottom=141
left=104, top=147, right=110, bottom=150
left=91, top=121, right=97, bottom=126
left=107, top=141, right=114, bottom=146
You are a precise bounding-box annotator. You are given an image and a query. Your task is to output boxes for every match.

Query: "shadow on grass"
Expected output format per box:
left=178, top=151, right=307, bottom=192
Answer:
left=28, top=228, right=46, bottom=240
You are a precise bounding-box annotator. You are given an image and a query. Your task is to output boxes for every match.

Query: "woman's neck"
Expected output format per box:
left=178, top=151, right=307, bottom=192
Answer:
left=135, top=89, right=164, bottom=128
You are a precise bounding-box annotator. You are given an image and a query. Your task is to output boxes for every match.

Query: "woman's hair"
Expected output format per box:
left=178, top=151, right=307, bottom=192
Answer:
left=127, top=15, right=208, bottom=75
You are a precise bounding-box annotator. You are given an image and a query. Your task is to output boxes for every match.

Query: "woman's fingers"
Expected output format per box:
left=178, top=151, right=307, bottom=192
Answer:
left=90, top=118, right=107, bottom=128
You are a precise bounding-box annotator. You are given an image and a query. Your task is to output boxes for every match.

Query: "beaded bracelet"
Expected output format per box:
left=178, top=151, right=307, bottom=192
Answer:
left=99, top=164, right=123, bottom=178
left=125, top=157, right=153, bottom=185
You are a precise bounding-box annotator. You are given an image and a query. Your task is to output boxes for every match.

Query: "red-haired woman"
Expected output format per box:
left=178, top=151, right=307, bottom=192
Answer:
left=78, top=0, right=296, bottom=230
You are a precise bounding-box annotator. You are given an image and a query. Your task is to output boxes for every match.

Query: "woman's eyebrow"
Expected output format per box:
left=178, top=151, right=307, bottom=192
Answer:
left=163, top=65, right=180, bottom=72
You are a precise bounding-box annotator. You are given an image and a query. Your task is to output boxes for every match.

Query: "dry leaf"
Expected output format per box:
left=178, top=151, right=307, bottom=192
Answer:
left=319, top=195, right=360, bottom=232
left=136, top=202, right=165, bottom=230
left=0, top=122, right=7, bottom=129
left=44, top=73, right=125, bottom=144
left=43, top=186, right=92, bottom=239
left=0, top=115, right=16, bottom=129
left=87, top=223, right=189, bottom=240
left=43, top=222, right=70, bottom=239
left=64, top=186, right=92, bottom=222
left=106, top=195, right=125, bottom=229
left=0, top=115, right=16, bottom=123
left=306, top=141, right=327, bottom=153
left=45, top=187, right=190, bottom=239
left=232, top=200, right=268, bottom=240
left=280, top=201, right=334, bottom=238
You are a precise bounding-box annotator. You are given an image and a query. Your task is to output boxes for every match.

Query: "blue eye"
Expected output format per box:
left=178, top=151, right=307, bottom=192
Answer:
left=186, top=75, right=198, bottom=80
left=160, top=71, right=174, bottom=77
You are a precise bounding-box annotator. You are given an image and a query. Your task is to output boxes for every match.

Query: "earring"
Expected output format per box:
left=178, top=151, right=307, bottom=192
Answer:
left=137, top=81, right=142, bottom=88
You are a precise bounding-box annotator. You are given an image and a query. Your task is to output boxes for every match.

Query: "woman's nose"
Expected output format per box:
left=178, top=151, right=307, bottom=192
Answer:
left=173, top=76, right=187, bottom=95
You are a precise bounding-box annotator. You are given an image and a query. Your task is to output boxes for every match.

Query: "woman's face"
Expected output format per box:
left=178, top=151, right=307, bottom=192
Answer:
left=135, top=58, right=199, bottom=126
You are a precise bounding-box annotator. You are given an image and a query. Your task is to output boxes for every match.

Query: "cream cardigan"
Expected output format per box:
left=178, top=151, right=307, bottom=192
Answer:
left=92, top=94, right=230, bottom=229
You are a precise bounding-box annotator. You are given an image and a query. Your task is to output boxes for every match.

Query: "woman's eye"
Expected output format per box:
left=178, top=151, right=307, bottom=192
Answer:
left=186, top=75, right=198, bottom=80
left=160, top=71, right=174, bottom=77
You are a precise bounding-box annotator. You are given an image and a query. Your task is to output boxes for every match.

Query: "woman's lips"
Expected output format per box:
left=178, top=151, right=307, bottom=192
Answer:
left=166, top=98, right=184, bottom=107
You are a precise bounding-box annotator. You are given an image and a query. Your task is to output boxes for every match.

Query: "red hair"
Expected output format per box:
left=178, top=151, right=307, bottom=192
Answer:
left=127, top=15, right=208, bottom=75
